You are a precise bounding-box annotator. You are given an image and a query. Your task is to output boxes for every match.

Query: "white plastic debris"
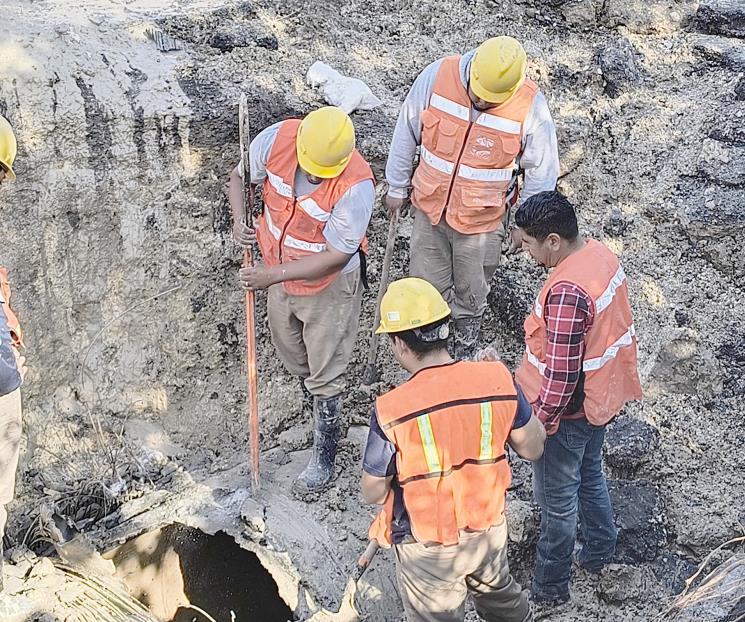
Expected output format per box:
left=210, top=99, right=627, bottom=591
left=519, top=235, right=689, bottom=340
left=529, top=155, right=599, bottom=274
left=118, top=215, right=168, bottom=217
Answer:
left=306, top=61, right=382, bottom=114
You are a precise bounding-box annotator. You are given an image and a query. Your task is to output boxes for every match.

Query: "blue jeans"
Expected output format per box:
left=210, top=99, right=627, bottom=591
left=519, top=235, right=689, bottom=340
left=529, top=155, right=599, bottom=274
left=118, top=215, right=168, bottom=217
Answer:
left=532, top=417, right=617, bottom=599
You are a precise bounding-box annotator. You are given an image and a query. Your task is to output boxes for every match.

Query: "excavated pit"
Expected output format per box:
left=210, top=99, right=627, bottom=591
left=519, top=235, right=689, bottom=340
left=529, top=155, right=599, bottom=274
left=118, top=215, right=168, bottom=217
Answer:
left=106, top=524, right=295, bottom=622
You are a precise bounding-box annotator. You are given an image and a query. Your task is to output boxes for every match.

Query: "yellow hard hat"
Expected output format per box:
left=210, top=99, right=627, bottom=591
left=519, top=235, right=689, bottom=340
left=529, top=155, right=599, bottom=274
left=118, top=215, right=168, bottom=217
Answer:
left=0, top=115, right=17, bottom=181
left=296, top=106, right=355, bottom=179
left=469, top=36, right=528, bottom=104
left=376, top=278, right=451, bottom=334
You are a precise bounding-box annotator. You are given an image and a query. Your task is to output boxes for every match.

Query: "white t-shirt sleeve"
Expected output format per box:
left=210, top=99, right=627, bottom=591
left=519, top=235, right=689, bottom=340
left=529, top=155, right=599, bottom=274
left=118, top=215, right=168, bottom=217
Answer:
left=323, top=179, right=375, bottom=254
left=519, top=91, right=560, bottom=201
left=246, top=123, right=282, bottom=185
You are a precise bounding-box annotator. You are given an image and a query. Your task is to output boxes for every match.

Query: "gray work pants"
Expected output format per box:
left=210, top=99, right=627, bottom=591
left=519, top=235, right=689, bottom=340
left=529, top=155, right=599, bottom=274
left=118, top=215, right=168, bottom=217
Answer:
left=267, top=268, right=362, bottom=398
left=0, top=388, right=22, bottom=538
left=394, top=521, right=532, bottom=622
left=410, top=209, right=504, bottom=320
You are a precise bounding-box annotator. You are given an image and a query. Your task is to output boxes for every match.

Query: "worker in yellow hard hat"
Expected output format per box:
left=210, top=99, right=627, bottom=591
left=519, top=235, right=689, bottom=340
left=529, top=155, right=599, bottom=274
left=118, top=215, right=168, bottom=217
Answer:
left=0, top=114, right=28, bottom=612
left=227, top=106, right=375, bottom=496
left=384, top=36, right=559, bottom=360
left=0, top=115, right=17, bottom=185
left=361, top=277, right=545, bottom=622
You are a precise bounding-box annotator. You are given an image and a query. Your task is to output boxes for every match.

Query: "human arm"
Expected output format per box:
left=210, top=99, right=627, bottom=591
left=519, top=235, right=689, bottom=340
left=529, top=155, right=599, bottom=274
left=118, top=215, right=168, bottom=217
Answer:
left=508, top=385, right=546, bottom=460
left=518, top=91, right=560, bottom=201
left=533, top=282, right=594, bottom=434
left=0, top=301, right=22, bottom=396
left=361, top=407, right=396, bottom=505
left=384, top=59, right=442, bottom=215
left=239, top=178, right=374, bottom=289
left=228, top=124, right=279, bottom=247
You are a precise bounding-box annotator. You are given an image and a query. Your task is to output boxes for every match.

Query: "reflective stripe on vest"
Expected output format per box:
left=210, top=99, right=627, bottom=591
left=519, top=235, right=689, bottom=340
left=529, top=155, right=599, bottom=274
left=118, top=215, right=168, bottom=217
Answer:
left=533, top=264, right=627, bottom=320
left=266, top=169, right=293, bottom=198
left=525, top=325, right=636, bottom=375
left=264, top=208, right=282, bottom=239
left=479, top=402, right=493, bottom=461
left=297, top=197, right=331, bottom=223
left=284, top=235, right=326, bottom=253
left=416, top=414, right=441, bottom=474
left=429, top=93, right=469, bottom=120
left=420, top=145, right=514, bottom=183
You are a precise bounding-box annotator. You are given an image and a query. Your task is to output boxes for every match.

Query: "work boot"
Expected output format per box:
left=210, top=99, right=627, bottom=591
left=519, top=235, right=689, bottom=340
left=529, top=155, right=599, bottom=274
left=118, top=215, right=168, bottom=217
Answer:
left=453, top=316, right=483, bottom=360
left=293, top=394, right=342, bottom=495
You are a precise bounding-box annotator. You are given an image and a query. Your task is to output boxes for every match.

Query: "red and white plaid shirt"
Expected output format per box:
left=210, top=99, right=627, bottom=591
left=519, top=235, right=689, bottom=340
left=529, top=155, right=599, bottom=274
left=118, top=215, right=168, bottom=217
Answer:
left=533, top=281, right=595, bottom=434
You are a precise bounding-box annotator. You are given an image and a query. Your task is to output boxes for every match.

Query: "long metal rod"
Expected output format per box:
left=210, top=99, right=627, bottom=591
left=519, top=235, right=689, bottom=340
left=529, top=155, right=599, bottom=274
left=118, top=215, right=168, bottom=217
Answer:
left=361, top=208, right=399, bottom=386
left=239, top=93, right=260, bottom=492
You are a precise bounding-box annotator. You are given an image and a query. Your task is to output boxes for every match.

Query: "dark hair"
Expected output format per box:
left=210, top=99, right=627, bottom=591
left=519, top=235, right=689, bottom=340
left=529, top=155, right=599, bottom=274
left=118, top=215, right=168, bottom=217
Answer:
left=514, top=191, right=579, bottom=242
left=390, top=316, right=450, bottom=360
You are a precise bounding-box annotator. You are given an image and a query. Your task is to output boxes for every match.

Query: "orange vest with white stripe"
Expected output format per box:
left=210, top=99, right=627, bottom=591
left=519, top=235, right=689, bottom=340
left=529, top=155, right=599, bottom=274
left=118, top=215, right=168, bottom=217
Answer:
left=0, top=267, right=23, bottom=350
left=515, top=240, right=642, bottom=426
left=411, top=56, right=539, bottom=235
left=255, top=119, right=374, bottom=296
left=368, top=361, right=517, bottom=547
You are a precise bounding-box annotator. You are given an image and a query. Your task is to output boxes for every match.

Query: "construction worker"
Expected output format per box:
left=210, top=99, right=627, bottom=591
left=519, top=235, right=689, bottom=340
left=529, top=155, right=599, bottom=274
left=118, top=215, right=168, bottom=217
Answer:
left=362, top=277, right=546, bottom=622
left=228, top=106, right=374, bottom=494
left=385, top=36, right=559, bottom=359
left=0, top=114, right=24, bottom=593
left=512, top=191, right=642, bottom=605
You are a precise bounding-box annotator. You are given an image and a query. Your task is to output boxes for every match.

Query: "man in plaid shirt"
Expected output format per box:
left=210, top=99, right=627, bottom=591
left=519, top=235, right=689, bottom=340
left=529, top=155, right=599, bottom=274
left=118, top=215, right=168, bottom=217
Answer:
left=513, top=191, right=642, bottom=606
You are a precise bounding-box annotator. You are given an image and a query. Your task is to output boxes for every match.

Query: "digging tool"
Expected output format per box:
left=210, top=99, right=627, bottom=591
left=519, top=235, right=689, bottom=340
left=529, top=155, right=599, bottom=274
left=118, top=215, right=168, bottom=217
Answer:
left=239, top=93, right=260, bottom=493
left=306, top=540, right=381, bottom=622
left=361, top=208, right=399, bottom=386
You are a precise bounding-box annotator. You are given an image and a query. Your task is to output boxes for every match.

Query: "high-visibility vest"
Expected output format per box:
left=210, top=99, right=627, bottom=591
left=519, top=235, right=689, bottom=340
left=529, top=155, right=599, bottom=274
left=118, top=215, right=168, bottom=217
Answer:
left=255, top=119, right=374, bottom=296
left=0, top=266, right=23, bottom=350
left=368, top=360, right=517, bottom=547
left=411, top=56, right=539, bottom=235
left=515, top=240, right=642, bottom=426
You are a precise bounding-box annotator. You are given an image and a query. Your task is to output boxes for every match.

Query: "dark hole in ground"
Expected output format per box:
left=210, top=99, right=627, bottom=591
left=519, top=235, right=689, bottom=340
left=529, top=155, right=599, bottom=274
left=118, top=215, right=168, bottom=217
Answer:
left=107, top=523, right=294, bottom=622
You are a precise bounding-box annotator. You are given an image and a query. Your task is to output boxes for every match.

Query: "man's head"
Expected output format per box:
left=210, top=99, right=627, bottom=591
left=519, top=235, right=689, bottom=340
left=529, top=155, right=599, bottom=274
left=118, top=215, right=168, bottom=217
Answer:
left=468, top=36, right=527, bottom=110
left=0, top=115, right=17, bottom=185
left=296, top=106, right=355, bottom=182
left=376, top=278, right=452, bottom=372
left=515, top=191, right=580, bottom=268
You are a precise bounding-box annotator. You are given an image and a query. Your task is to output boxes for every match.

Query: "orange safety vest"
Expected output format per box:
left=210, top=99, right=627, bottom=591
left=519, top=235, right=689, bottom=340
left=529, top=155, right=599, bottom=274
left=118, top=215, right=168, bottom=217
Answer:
left=515, top=240, right=642, bottom=426
left=255, top=119, right=374, bottom=296
left=368, top=361, right=517, bottom=547
left=0, top=266, right=23, bottom=350
left=411, top=55, right=539, bottom=235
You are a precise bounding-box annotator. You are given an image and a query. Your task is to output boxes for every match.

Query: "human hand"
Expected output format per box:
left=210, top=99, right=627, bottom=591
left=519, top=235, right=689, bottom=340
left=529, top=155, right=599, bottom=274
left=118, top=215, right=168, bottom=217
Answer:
left=233, top=220, right=256, bottom=248
left=239, top=263, right=278, bottom=290
left=475, top=346, right=501, bottom=363
left=506, top=227, right=524, bottom=255
left=13, top=351, right=27, bottom=381
left=385, top=194, right=408, bottom=219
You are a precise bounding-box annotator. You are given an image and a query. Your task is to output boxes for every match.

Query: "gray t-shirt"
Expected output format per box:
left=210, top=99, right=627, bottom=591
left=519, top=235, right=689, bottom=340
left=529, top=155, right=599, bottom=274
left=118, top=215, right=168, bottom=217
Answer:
left=248, top=123, right=375, bottom=274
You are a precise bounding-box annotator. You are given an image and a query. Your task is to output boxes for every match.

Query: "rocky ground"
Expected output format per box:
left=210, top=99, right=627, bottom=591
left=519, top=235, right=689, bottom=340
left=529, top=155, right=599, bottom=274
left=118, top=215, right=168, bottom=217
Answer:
left=1, top=0, right=744, bottom=620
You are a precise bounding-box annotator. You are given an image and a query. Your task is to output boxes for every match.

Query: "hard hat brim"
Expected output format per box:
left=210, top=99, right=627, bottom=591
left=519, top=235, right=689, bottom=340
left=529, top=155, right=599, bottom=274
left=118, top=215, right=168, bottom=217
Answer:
left=375, top=306, right=451, bottom=335
left=469, top=69, right=525, bottom=105
left=296, top=147, right=350, bottom=179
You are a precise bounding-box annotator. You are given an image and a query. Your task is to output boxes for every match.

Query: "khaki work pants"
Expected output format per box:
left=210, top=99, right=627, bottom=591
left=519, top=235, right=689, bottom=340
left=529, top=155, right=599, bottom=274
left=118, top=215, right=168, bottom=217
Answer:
left=0, top=388, right=22, bottom=538
left=267, top=268, right=362, bottom=398
left=410, top=209, right=505, bottom=320
left=394, top=521, right=532, bottom=622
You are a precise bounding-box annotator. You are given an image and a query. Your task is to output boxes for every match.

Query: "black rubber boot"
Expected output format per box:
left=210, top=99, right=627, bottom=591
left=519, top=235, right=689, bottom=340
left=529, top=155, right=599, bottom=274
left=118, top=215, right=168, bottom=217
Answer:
left=453, top=316, right=483, bottom=360
left=294, top=394, right=342, bottom=495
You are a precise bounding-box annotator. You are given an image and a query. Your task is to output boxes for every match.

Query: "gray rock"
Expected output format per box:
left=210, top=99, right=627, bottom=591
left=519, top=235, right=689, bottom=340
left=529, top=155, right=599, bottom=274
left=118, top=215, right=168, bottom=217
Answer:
left=601, top=0, right=689, bottom=34
left=609, top=479, right=667, bottom=563
left=597, top=39, right=641, bottom=98
left=597, top=563, right=654, bottom=604
left=603, top=206, right=631, bottom=237
left=604, top=417, right=660, bottom=477
left=561, top=0, right=598, bottom=29
left=695, top=0, right=745, bottom=39
left=736, top=77, right=745, bottom=100
left=694, top=36, right=745, bottom=72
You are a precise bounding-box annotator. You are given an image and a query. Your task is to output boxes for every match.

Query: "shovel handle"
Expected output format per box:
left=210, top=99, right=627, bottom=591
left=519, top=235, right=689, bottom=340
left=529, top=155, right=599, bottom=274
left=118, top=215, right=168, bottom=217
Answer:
left=352, top=540, right=380, bottom=581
